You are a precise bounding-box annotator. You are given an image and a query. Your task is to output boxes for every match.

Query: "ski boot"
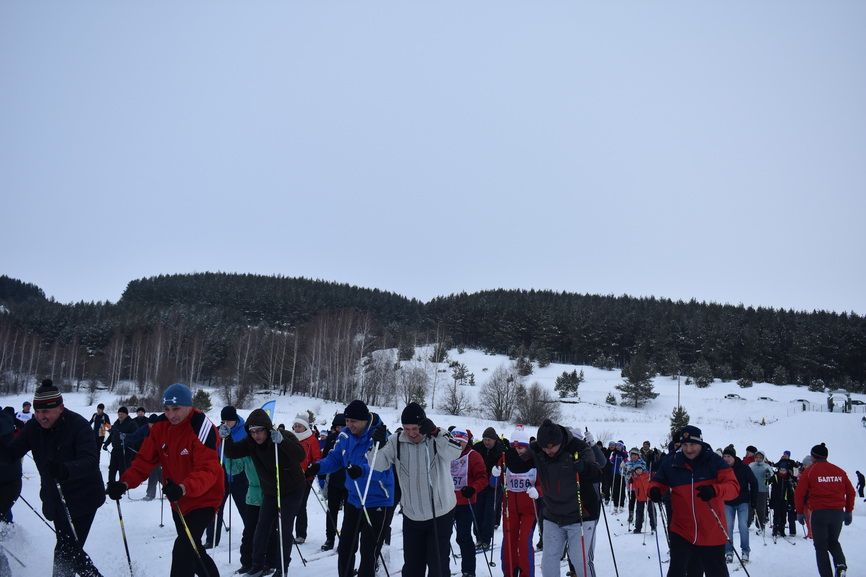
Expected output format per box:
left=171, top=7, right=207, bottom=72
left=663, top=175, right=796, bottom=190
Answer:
left=835, top=564, right=847, bottom=577
left=725, top=553, right=733, bottom=564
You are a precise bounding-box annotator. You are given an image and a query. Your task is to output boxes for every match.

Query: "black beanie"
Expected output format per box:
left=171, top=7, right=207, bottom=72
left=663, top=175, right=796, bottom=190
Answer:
left=401, top=402, right=426, bottom=425
left=221, top=406, right=239, bottom=422
left=536, top=419, right=563, bottom=447
left=332, top=413, right=346, bottom=428
left=810, top=442, right=829, bottom=460
left=147, top=413, right=159, bottom=424
left=118, top=406, right=129, bottom=415
left=483, top=427, right=498, bottom=440
left=746, top=445, right=758, bottom=454
left=344, top=400, right=371, bottom=422
left=723, top=445, right=737, bottom=458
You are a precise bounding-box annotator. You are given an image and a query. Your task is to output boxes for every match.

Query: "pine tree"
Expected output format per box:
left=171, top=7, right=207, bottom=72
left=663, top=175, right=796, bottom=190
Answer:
left=692, top=358, right=714, bottom=388
left=670, top=405, right=690, bottom=436
left=398, top=341, right=415, bottom=362
left=605, top=392, right=618, bottom=406
left=616, top=354, right=659, bottom=407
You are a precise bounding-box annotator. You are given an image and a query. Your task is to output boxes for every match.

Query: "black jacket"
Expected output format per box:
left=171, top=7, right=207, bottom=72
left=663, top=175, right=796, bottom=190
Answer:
left=529, top=425, right=599, bottom=525
left=321, top=429, right=346, bottom=489
left=1, top=408, right=105, bottom=521
left=473, top=438, right=505, bottom=476
left=103, top=416, right=138, bottom=452
left=725, top=457, right=759, bottom=506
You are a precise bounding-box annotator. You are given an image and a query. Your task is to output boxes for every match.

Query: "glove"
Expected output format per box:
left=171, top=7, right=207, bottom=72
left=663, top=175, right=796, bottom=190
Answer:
left=419, top=418, right=437, bottom=437
left=797, top=513, right=805, bottom=525
left=491, top=466, right=501, bottom=478
left=163, top=480, right=184, bottom=502
left=461, top=486, right=476, bottom=498
left=696, top=485, right=716, bottom=501
left=844, top=512, right=852, bottom=526
left=270, top=430, right=283, bottom=444
left=347, top=465, right=363, bottom=480
left=48, top=460, right=69, bottom=481
left=307, top=462, right=321, bottom=477
left=371, top=424, right=388, bottom=449
left=218, top=424, right=231, bottom=439
left=526, top=487, right=539, bottom=500
left=649, top=487, right=663, bottom=503
left=102, top=444, right=109, bottom=452
left=584, top=430, right=595, bottom=446
left=106, top=481, right=128, bottom=501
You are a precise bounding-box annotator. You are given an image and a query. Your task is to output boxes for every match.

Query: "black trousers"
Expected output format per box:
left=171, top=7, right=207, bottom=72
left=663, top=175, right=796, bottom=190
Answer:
left=667, top=532, right=729, bottom=577
left=52, top=510, right=102, bottom=577
left=474, top=486, right=496, bottom=545
left=611, top=474, right=627, bottom=508
left=170, top=506, right=220, bottom=577
left=338, top=503, right=389, bottom=577
left=295, top=482, right=313, bottom=540
left=402, top=509, right=454, bottom=577
left=241, top=504, right=280, bottom=568
left=811, top=509, right=846, bottom=577
left=107, top=449, right=135, bottom=484
left=326, top=485, right=348, bottom=542
left=635, top=500, right=656, bottom=531
left=253, top=491, right=303, bottom=571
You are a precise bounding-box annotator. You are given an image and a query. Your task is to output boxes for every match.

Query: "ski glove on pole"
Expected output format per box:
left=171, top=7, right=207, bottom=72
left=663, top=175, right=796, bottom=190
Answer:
left=163, top=480, right=184, bottom=502
left=461, top=486, right=476, bottom=498
left=107, top=481, right=128, bottom=501
left=270, top=430, right=283, bottom=444
left=419, top=418, right=437, bottom=437
left=696, top=485, right=716, bottom=501
left=218, top=424, right=231, bottom=439
left=307, top=462, right=321, bottom=477
left=371, top=425, right=388, bottom=449
left=347, top=465, right=363, bottom=480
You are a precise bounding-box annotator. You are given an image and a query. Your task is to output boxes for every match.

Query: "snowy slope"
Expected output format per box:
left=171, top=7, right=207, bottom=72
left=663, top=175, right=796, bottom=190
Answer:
left=2, top=348, right=864, bottom=576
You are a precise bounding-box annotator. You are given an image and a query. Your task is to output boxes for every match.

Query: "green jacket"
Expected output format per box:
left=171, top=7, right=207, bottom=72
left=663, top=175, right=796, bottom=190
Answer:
left=231, top=456, right=262, bottom=506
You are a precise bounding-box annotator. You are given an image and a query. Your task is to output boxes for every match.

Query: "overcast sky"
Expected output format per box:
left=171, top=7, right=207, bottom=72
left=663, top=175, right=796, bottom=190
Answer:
left=2, top=1, right=865, bottom=314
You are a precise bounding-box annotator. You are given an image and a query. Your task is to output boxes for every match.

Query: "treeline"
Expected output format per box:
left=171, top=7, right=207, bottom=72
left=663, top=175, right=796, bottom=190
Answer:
left=1, top=274, right=864, bottom=406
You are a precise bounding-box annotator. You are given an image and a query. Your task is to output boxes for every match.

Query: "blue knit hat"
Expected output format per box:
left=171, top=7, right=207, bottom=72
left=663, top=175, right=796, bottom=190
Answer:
left=162, top=383, right=193, bottom=407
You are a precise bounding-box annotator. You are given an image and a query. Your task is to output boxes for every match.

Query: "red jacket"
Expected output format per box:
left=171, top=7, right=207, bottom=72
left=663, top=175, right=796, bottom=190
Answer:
left=298, top=433, right=322, bottom=472
left=794, top=460, right=855, bottom=513
left=452, top=446, right=488, bottom=505
left=122, top=409, right=224, bottom=515
left=651, top=445, right=740, bottom=546
left=630, top=470, right=651, bottom=502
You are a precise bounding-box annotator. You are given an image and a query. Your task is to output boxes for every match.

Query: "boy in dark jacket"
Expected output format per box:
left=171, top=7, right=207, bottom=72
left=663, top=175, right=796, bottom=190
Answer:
left=1, top=380, right=105, bottom=576
left=102, top=406, right=138, bottom=483
left=769, top=464, right=797, bottom=537
left=472, top=426, right=504, bottom=550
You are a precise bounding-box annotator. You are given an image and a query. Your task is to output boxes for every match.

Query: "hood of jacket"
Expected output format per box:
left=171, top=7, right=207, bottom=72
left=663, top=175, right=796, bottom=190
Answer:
left=245, top=408, right=273, bottom=431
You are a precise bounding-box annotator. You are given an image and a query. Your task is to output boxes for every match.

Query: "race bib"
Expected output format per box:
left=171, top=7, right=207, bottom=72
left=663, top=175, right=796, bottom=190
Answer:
left=506, top=469, right=537, bottom=493
left=451, top=454, right=470, bottom=489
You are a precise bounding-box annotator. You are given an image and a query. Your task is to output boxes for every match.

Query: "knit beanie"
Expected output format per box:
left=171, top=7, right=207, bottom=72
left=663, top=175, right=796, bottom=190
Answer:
left=746, top=445, right=758, bottom=454
left=162, top=383, right=193, bottom=407
left=332, top=413, right=346, bottom=428
left=510, top=427, right=530, bottom=446
left=148, top=413, right=160, bottom=424
left=801, top=455, right=813, bottom=467
left=483, top=427, right=498, bottom=440
left=451, top=429, right=470, bottom=443
left=629, top=447, right=640, bottom=456
left=536, top=419, right=563, bottom=448
left=33, top=379, right=63, bottom=410
left=678, top=425, right=703, bottom=443
left=723, top=445, right=737, bottom=458
left=810, top=442, right=829, bottom=460
left=344, top=400, right=371, bottom=422
left=118, top=406, right=129, bottom=415
left=221, top=406, right=239, bottom=422
left=401, top=402, right=426, bottom=425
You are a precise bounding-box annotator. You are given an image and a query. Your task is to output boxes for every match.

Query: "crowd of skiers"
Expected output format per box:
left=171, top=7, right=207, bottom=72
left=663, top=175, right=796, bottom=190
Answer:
left=0, top=380, right=860, bottom=577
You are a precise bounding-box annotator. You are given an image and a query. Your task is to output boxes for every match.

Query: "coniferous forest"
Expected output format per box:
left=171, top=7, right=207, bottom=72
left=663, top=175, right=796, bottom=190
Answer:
left=1, top=273, right=864, bottom=407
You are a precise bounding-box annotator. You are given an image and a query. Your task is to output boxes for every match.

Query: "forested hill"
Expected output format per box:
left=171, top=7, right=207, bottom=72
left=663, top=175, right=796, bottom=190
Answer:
left=0, top=273, right=864, bottom=397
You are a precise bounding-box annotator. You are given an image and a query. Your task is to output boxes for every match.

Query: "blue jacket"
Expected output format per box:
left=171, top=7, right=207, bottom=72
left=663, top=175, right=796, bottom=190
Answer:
left=316, top=412, right=394, bottom=508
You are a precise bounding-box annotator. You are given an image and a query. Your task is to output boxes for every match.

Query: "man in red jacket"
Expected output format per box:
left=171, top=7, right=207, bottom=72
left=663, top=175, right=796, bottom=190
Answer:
left=650, top=425, right=739, bottom=577
left=794, top=443, right=855, bottom=577
left=107, top=383, right=225, bottom=577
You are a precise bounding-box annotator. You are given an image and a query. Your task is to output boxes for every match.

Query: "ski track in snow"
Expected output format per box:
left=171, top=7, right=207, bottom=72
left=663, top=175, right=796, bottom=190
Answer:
left=3, top=347, right=865, bottom=576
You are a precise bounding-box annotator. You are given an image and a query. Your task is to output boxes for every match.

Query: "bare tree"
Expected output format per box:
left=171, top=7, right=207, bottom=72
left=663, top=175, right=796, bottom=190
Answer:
left=513, top=382, right=560, bottom=426
left=397, top=365, right=429, bottom=408
left=479, top=365, right=520, bottom=421
left=442, top=380, right=472, bottom=416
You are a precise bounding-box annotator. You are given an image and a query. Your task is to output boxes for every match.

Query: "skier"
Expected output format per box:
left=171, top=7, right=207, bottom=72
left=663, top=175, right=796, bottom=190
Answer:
left=88, top=403, right=110, bottom=463
left=307, top=400, right=395, bottom=577
left=748, top=449, right=774, bottom=533
left=768, top=463, right=797, bottom=537
left=649, top=425, right=739, bottom=577
left=230, top=440, right=280, bottom=574
left=122, top=412, right=162, bottom=500
left=608, top=441, right=628, bottom=514
left=499, top=426, right=540, bottom=577
left=472, top=426, right=504, bottom=551
left=102, top=406, right=138, bottom=484
left=601, top=441, right=616, bottom=504
left=799, top=455, right=814, bottom=539
left=721, top=445, right=758, bottom=563
left=742, top=445, right=758, bottom=466
left=623, top=448, right=646, bottom=525
left=528, top=419, right=598, bottom=577
left=855, top=470, right=864, bottom=501
left=1, top=380, right=105, bottom=576
left=205, top=405, right=249, bottom=548
left=14, top=401, right=32, bottom=424
left=132, top=407, right=149, bottom=428
left=291, top=412, right=321, bottom=545
left=368, top=402, right=462, bottom=577
left=220, top=407, right=307, bottom=577
left=108, top=383, right=224, bottom=577
left=629, top=463, right=656, bottom=533
left=795, top=443, right=855, bottom=577
left=318, top=413, right=348, bottom=551
left=449, top=429, right=488, bottom=577
left=0, top=409, right=21, bottom=525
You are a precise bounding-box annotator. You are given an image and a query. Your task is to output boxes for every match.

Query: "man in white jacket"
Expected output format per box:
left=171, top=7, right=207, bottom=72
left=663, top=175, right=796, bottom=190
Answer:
left=369, top=402, right=462, bottom=577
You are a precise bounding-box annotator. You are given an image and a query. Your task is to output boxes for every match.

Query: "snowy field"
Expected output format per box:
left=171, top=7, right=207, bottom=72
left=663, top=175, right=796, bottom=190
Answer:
left=2, top=348, right=864, bottom=576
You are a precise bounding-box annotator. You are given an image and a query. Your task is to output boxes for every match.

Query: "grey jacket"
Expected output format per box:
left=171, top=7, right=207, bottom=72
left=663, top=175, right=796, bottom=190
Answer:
left=749, top=461, right=774, bottom=493
left=370, top=429, right=462, bottom=521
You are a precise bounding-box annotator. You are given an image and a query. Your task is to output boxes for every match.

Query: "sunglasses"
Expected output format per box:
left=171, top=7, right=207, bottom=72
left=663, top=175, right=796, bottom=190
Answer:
left=248, top=426, right=267, bottom=433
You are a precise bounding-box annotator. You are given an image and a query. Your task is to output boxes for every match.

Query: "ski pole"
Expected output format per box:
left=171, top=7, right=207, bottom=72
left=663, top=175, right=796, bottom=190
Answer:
left=19, top=494, right=56, bottom=534
left=274, top=440, right=288, bottom=574
left=212, top=440, right=226, bottom=549
left=228, top=493, right=232, bottom=564
left=0, top=543, right=26, bottom=568
left=708, top=505, right=752, bottom=577
left=116, top=500, right=134, bottom=576
left=599, top=494, right=620, bottom=577
left=424, top=440, right=444, bottom=577
left=468, top=500, right=495, bottom=577
left=160, top=486, right=165, bottom=527
left=309, top=477, right=342, bottom=538
left=574, top=474, right=588, bottom=577
left=502, top=468, right=515, bottom=577
left=56, top=482, right=79, bottom=543
left=651, top=502, right=663, bottom=577
left=354, top=443, right=391, bottom=577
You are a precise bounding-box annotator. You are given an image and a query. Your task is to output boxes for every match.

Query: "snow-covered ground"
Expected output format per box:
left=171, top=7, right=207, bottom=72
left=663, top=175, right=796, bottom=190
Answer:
left=2, top=348, right=864, bottom=576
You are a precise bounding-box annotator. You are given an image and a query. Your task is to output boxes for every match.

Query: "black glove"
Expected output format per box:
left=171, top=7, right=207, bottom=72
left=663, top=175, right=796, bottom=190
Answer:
left=307, top=462, right=321, bottom=477
left=844, top=511, right=852, bottom=526
left=48, top=460, right=69, bottom=481
left=371, top=424, right=388, bottom=449
left=419, top=418, right=437, bottom=437
left=106, top=481, right=128, bottom=501
left=347, top=465, right=363, bottom=479
left=649, top=487, right=663, bottom=503
left=461, top=486, right=476, bottom=498
left=163, top=480, right=184, bottom=502
left=696, top=485, right=716, bottom=501
left=102, top=444, right=109, bottom=452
